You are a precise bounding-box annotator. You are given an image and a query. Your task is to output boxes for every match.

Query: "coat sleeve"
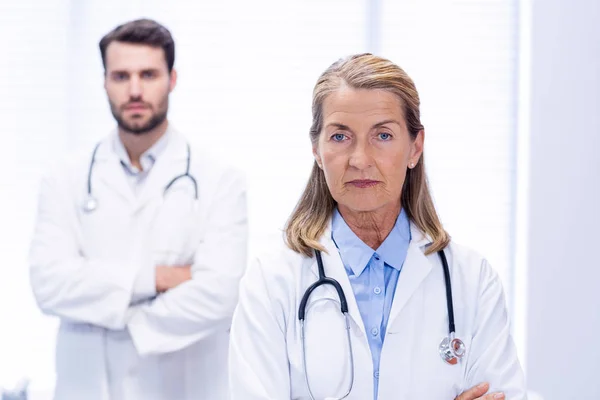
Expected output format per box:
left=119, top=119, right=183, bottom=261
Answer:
left=464, top=259, right=528, bottom=399
left=29, top=166, right=153, bottom=330
left=126, top=167, right=248, bottom=355
left=228, top=257, right=292, bottom=399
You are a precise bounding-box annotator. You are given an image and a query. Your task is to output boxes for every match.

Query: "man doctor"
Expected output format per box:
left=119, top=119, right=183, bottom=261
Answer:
left=29, top=19, right=247, bottom=400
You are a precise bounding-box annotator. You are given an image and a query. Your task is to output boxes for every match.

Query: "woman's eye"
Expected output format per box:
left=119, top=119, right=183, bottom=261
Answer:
left=332, top=133, right=346, bottom=142
left=378, top=132, right=392, bottom=140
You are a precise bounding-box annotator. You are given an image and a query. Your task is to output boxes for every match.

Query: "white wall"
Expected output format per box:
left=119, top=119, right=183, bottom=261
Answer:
left=380, top=0, right=519, bottom=312
left=526, top=0, right=600, bottom=398
left=0, top=0, right=520, bottom=395
left=0, top=0, right=69, bottom=390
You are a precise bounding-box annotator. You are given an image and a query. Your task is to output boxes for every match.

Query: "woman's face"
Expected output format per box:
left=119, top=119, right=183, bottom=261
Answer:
left=314, top=87, right=424, bottom=216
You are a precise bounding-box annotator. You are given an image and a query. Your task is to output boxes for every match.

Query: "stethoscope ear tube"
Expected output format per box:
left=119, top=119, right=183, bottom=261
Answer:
left=299, top=250, right=349, bottom=320
left=438, top=249, right=466, bottom=365
left=87, top=142, right=101, bottom=197
left=300, top=249, right=355, bottom=400
left=438, top=250, right=455, bottom=335
left=163, top=144, right=198, bottom=199
left=82, top=142, right=102, bottom=213
left=315, top=250, right=349, bottom=314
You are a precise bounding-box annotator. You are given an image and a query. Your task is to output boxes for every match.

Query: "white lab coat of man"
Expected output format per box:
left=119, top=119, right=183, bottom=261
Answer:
left=229, top=223, right=526, bottom=399
left=29, top=129, right=247, bottom=400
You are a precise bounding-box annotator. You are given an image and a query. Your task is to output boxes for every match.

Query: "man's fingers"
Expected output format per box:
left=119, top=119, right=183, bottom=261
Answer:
left=456, top=382, right=489, bottom=400
left=482, top=393, right=505, bottom=400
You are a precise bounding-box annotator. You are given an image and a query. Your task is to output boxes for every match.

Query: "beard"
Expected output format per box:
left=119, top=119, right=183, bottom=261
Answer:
left=110, top=98, right=169, bottom=135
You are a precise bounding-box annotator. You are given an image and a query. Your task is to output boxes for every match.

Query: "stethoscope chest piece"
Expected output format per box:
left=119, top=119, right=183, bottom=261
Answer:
left=439, top=334, right=466, bottom=365
left=82, top=195, right=98, bottom=213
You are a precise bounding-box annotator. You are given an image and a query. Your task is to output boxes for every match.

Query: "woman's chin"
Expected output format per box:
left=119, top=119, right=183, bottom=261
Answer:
left=338, top=199, right=387, bottom=214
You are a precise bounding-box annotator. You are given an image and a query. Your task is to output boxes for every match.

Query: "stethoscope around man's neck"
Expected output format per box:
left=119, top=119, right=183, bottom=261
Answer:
left=81, top=141, right=198, bottom=213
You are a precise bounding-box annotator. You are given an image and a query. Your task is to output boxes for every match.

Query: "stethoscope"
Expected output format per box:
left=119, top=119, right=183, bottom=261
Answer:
left=82, top=141, right=198, bottom=213
left=298, top=248, right=465, bottom=400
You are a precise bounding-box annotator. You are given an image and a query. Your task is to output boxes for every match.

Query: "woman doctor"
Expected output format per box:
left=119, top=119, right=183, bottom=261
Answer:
left=228, top=54, right=526, bottom=400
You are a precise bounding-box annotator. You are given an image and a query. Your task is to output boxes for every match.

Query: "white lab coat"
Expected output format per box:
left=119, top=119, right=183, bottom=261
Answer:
left=229, top=223, right=526, bottom=400
left=29, top=130, right=247, bottom=400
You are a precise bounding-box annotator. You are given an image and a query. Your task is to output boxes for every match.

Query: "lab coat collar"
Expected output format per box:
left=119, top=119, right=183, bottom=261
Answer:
left=410, top=221, right=433, bottom=248
left=94, top=125, right=186, bottom=162
left=134, top=127, right=189, bottom=211
left=311, top=226, right=367, bottom=339
left=90, top=134, right=136, bottom=207
left=385, top=238, right=434, bottom=333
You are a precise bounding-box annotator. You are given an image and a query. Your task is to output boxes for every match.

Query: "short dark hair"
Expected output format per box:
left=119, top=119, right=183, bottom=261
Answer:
left=99, top=18, right=175, bottom=72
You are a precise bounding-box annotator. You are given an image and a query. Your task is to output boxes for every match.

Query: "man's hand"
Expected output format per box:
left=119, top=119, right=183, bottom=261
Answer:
left=456, top=382, right=505, bottom=400
left=155, top=265, right=192, bottom=293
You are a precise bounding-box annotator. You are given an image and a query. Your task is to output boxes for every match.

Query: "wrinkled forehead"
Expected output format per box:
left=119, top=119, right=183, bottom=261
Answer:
left=321, top=87, right=406, bottom=127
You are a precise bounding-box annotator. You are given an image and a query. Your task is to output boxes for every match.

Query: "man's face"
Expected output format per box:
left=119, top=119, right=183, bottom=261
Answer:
left=104, top=41, right=176, bottom=134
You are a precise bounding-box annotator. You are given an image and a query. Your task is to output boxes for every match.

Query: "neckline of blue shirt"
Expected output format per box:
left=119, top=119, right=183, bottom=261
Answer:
left=113, top=128, right=171, bottom=175
left=331, top=207, right=411, bottom=277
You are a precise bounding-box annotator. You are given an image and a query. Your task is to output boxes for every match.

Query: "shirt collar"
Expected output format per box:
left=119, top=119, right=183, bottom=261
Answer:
left=113, top=129, right=171, bottom=174
left=376, top=208, right=411, bottom=270
left=331, top=207, right=411, bottom=276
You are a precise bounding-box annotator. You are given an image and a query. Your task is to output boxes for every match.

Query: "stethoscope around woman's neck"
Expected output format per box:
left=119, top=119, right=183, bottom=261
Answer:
left=298, top=247, right=466, bottom=400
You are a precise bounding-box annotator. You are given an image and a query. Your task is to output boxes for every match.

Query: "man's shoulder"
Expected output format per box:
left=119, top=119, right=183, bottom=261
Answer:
left=180, top=138, right=245, bottom=184
left=41, top=135, right=112, bottom=183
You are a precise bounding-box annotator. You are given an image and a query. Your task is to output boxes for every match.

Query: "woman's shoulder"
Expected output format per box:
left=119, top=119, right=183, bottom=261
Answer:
left=251, top=237, right=312, bottom=278
left=446, top=240, right=485, bottom=266
left=242, top=237, right=314, bottom=314
left=444, top=240, right=500, bottom=286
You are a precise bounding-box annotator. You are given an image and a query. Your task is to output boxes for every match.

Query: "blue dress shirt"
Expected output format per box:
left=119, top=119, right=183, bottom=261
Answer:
left=113, top=129, right=170, bottom=195
left=331, top=208, right=411, bottom=399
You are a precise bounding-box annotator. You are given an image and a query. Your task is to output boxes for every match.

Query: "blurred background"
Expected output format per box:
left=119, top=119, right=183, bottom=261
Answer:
left=0, top=0, right=598, bottom=399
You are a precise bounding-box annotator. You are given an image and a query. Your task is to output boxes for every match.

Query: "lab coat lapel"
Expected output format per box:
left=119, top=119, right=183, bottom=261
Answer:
left=134, top=131, right=188, bottom=213
left=386, top=223, right=434, bottom=333
left=94, top=137, right=136, bottom=208
left=310, top=231, right=367, bottom=338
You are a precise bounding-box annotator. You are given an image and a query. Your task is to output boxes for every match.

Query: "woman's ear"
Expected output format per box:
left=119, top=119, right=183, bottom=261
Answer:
left=312, top=145, right=323, bottom=169
left=409, top=129, right=425, bottom=167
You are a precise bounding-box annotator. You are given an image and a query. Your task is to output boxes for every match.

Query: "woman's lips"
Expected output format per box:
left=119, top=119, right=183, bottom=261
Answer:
left=347, top=180, right=379, bottom=188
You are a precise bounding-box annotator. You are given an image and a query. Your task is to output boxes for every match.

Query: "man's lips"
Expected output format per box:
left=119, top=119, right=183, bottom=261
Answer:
left=124, top=103, right=148, bottom=111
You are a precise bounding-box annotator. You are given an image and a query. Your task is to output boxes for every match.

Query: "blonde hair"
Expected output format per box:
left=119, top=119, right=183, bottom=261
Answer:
left=285, top=53, right=450, bottom=257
